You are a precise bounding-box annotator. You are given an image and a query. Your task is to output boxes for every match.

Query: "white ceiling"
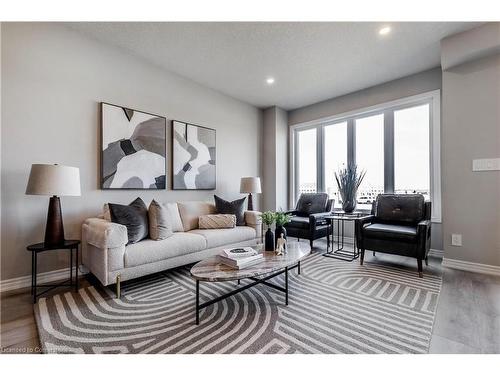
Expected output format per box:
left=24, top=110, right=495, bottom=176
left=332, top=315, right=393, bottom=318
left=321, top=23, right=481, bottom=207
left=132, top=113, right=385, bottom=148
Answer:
left=67, top=22, right=482, bottom=110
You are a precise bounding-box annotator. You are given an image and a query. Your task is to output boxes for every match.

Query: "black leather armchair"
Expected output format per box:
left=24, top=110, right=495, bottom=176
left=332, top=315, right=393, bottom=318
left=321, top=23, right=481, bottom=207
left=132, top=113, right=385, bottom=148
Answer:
left=355, top=194, right=432, bottom=277
left=285, top=193, right=334, bottom=249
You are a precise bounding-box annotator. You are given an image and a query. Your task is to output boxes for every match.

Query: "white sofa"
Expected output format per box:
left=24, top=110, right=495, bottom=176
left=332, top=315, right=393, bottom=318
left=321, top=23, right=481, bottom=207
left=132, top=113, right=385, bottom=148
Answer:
left=82, top=201, right=262, bottom=296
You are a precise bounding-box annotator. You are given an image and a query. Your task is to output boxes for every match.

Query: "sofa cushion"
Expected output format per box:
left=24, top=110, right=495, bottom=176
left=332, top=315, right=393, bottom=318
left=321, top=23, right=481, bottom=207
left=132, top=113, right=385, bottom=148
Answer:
left=148, top=200, right=173, bottom=240
left=199, top=214, right=236, bottom=229
left=177, top=201, right=216, bottom=232
left=124, top=232, right=207, bottom=268
left=108, top=197, right=149, bottom=244
left=189, top=226, right=256, bottom=248
left=165, top=202, right=184, bottom=232
left=375, top=194, right=425, bottom=224
left=363, top=223, right=417, bottom=241
left=214, top=195, right=246, bottom=226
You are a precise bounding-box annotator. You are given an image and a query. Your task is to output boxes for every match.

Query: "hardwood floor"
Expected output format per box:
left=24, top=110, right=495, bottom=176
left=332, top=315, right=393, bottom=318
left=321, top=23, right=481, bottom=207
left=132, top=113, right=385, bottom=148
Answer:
left=1, top=240, right=499, bottom=354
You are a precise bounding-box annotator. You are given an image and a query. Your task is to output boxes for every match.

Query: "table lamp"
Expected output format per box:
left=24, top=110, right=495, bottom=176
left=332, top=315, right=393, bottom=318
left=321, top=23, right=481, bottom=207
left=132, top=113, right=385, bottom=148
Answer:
left=240, top=177, right=261, bottom=211
left=26, top=164, right=81, bottom=246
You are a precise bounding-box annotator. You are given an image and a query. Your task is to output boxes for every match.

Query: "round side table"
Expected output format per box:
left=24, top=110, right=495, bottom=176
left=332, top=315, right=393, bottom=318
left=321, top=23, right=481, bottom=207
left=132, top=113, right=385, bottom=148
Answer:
left=26, top=240, right=80, bottom=304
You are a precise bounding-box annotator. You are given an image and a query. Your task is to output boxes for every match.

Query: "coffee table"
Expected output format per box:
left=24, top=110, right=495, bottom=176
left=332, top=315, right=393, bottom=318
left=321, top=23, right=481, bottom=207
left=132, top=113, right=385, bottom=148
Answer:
left=190, top=242, right=310, bottom=325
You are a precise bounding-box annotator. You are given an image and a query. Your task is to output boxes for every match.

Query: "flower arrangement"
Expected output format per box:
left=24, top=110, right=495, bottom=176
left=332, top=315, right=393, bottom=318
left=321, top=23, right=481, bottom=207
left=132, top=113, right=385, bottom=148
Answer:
left=274, top=211, right=292, bottom=227
left=260, top=211, right=276, bottom=228
left=334, top=163, right=366, bottom=213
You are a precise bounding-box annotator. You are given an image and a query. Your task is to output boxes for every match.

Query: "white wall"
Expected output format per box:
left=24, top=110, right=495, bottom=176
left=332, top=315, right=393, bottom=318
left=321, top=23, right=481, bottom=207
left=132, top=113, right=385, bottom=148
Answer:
left=262, top=106, right=288, bottom=211
left=1, top=23, right=262, bottom=280
left=441, top=54, right=500, bottom=266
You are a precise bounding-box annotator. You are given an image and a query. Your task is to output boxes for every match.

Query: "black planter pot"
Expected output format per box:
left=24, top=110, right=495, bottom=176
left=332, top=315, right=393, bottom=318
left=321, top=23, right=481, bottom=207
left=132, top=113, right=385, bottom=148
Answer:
left=265, top=227, right=275, bottom=251
left=275, top=225, right=287, bottom=249
left=342, top=199, right=356, bottom=213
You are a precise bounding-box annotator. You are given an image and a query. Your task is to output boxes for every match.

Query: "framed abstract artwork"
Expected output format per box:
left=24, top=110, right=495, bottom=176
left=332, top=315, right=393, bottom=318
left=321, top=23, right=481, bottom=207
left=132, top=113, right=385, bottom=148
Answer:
left=101, top=102, right=166, bottom=189
left=172, top=120, right=216, bottom=190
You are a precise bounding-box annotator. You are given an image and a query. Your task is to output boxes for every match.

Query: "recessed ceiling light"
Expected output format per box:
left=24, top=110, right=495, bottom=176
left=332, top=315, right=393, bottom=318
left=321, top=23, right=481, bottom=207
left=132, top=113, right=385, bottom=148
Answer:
left=266, top=77, right=275, bottom=85
left=379, top=26, right=391, bottom=36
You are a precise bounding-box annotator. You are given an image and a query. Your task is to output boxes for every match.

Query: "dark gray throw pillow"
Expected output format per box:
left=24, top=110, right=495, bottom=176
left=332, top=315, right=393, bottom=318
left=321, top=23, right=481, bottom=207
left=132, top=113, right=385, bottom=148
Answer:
left=214, top=195, right=246, bottom=226
left=108, top=197, right=149, bottom=244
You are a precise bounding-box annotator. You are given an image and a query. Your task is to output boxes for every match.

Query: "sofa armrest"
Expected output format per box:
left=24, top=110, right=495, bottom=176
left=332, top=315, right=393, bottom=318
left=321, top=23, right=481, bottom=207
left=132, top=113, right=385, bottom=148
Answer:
left=245, top=211, right=262, bottom=238
left=83, top=218, right=128, bottom=249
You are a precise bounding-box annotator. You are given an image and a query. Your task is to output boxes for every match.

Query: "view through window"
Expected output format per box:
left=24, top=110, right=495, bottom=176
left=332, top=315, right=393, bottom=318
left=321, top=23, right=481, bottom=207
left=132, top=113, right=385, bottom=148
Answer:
left=294, top=100, right=434, bottom=213
left=297, top=128, right=317, bottom=194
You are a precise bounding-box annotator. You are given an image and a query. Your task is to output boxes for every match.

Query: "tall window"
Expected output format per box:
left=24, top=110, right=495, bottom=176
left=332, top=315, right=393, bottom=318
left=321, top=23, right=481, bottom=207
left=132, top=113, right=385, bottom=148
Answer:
left=355, top=114, right=384, bottom=209
left=297, top=128, right=317, bottom=194
left=292, top=91, right=441, bottom=221
left=324, top=121, right=347, bottom=203
left=394, top=104, right=430, bottom=198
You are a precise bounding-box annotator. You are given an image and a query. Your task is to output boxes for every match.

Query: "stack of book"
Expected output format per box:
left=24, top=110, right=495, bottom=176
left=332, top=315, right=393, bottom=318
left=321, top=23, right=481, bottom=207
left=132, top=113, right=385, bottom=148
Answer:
left=218, top=247, right=264, bottom=269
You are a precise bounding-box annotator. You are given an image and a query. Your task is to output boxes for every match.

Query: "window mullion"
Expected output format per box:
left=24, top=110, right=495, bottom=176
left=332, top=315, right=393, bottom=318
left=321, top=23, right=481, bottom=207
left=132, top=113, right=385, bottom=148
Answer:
left=384, top=110, right=395, bottom=193
left=347, top=119, right=355, bottom=166
left=317, top=125, right=324, bottom=193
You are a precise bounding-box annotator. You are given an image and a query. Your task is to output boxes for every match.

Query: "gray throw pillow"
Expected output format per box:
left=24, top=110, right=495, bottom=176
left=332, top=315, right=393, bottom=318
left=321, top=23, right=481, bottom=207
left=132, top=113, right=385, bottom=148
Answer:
left=214, top=195, right=246, bottom=226
left=148, top=200, right=174, bottom=240
left=108, top=197, right=149, bottom=244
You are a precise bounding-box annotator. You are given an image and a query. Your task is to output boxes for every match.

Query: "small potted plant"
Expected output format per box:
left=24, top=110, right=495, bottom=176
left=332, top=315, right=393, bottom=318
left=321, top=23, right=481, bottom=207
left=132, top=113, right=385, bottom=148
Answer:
left=260, top=211, right=276, bottom=251
left=274, top=211, right=292, bottom=248
left=334, top=163, right=366, bottom=213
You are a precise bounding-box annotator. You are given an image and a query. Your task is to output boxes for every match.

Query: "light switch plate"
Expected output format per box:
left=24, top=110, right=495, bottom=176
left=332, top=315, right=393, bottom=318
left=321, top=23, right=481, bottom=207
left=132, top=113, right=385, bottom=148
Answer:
left=472, top=158, right=500, bottom=171
left=451, top=234, right=462, bottom=247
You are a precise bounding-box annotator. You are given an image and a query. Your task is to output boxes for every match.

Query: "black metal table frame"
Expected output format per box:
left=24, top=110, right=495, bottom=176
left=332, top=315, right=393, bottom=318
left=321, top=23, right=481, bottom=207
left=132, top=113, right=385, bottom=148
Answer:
left=324, top=215, right=362, bottom=262
left=195, top=261, right=300, bottom=325
left=30, top=244, right=79, bottom=303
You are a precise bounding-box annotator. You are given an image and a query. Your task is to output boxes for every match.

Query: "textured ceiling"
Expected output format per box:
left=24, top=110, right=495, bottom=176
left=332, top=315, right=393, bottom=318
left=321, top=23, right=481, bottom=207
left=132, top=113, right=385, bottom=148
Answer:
left=67, top=22, right=482, bottom=110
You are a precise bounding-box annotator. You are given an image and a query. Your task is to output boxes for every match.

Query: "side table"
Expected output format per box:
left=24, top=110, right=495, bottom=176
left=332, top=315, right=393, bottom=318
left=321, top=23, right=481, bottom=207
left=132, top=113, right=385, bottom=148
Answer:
left=324, top=212, right=367, bottom=261
left=26, top=240, right=80, bottom=303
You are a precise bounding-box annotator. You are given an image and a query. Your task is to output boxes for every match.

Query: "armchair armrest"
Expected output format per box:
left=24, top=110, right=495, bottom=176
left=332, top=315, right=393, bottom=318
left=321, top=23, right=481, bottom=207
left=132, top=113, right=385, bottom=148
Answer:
left=285, top=210, right=299, bottom=216
left=417, top=219, right=432, bottom=255
left=355, top=215, right=375, bottom=247
left=308, top=212, right=331, bottom=232
left=83, top=218, right=128, bottom=249
left=245, top=211, right=262, bottom=238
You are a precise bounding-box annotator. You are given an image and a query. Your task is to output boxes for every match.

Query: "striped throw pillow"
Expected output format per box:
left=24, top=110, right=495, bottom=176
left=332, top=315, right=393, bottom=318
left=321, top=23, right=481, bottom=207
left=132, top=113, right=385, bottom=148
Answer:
left=199, top=214, right=236, bottom=229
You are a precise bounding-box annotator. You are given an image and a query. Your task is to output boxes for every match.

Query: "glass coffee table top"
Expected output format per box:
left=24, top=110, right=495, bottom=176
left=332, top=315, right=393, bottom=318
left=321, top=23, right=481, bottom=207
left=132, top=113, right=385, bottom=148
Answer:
left=190, top=241, right=311, bottom=282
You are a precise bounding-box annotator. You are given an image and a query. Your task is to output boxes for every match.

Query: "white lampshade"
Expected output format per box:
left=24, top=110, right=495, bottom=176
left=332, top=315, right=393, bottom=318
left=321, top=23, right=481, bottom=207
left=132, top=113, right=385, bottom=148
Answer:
left=240, top=177, right=262, bottom=194
left=26, top=164, right=81, bottom=196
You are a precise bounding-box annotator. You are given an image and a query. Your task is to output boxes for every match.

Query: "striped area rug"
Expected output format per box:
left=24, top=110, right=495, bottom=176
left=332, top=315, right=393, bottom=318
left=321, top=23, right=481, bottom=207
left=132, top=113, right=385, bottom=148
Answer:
left=34, top=253, right=442, bottom=354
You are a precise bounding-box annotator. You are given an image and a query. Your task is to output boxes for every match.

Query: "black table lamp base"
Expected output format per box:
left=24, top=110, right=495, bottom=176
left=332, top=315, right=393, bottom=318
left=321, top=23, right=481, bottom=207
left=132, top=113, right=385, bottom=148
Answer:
left=44, top=195, right=65, bottom=246
left=247, top=193, right=254, bottom=211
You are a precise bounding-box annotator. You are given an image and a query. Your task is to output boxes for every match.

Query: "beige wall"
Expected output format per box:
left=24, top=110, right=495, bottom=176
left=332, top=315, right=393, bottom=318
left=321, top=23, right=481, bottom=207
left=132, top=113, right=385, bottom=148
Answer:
left=441, top=54, right=500, bottom=266
left=1, top=23, right=262, bottom=281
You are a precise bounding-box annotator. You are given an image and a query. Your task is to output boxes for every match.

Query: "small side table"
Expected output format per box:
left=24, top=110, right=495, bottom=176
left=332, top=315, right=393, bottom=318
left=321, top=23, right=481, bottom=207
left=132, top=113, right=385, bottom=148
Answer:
left=324, top=212, right=366, bottom=262
left=26, top=240, right=80, bottom=304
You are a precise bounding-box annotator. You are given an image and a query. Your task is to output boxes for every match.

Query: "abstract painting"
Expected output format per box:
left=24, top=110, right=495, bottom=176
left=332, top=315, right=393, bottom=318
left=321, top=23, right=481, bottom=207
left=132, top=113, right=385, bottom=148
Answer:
left=101, top=103, right=166, bottom=189
left=172, top=120, right=216, bottom=190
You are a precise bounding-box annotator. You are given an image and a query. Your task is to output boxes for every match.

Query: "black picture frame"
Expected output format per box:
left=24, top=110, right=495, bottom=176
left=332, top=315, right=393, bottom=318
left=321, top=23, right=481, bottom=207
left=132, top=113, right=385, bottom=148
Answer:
left=171, top=120, right=217, bottom=190
left=100, top=102, right=167, bottom=190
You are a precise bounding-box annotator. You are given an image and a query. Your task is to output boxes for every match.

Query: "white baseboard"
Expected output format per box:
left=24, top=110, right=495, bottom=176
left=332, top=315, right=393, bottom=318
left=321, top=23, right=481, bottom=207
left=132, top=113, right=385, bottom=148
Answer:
left=0, top=266, right=88, bottom=293
left=442, top=258, right=500, bottom=277
left=429, top=249, right=444, bottom=258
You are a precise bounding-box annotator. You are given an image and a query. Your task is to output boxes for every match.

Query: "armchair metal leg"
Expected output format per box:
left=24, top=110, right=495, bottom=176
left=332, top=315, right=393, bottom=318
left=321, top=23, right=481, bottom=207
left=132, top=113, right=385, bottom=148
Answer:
left=360, top=249, right=365, bottom=265
left=116, top=274, right=121, bottom=298
left=417, top=258, right=423, bottom=278
left=373, top=251, right=376, bottom=256
left=309, top=239, right=313, bottom=249
left=425, top=256, right=429, bottom=266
